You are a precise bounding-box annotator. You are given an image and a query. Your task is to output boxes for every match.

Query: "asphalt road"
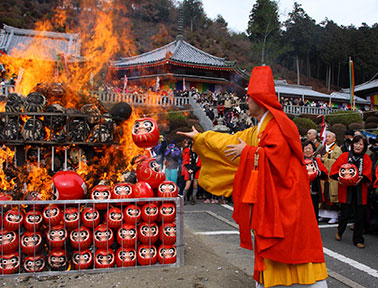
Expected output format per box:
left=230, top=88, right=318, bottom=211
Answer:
left=184, top=201, right=378, bottom=288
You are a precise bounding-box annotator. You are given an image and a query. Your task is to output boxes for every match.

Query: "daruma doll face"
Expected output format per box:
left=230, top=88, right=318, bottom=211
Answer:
left=132, top=118, right=160, bottom=149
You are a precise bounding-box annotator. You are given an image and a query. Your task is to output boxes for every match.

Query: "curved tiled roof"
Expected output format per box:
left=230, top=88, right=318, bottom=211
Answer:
left=0, top=24, right=81, bottom=61
left=112, top=40, right=236, bottom=68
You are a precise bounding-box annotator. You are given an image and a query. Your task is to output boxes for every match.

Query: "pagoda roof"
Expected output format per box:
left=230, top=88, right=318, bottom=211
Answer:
left=0, top=24, right=81, bottom=61
left=111, top=39, right=236, bottom=69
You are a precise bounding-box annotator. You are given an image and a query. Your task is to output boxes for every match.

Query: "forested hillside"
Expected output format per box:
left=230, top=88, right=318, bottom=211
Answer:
left=1, top=0, right=377, bottom=91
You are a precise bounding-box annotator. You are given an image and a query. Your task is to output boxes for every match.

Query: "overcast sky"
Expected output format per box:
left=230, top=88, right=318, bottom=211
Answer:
left=201, top=0, right=378, bottom=33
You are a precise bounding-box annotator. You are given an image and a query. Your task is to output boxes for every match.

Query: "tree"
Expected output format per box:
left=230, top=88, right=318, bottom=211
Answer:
left=247, top=0, right=280, bottom=65
left=283, top=2, right=316, bottom=84
left=182, top=0, right=206, bottom=32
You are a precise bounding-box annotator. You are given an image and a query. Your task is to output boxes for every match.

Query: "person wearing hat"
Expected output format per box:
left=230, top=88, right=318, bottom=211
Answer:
left=164, top=140, right=181, bottom=184
left=178, top=66, right=327, bottom=287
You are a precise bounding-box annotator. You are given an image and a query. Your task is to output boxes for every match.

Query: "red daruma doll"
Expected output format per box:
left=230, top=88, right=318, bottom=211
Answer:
left=3, top=209, right=23, bottom=231
left=112, top=183, right=134, bottom=206
left=339, top=163, right=359, bottom=186
left=158, top=181, right=178, bottom=198
left=160, top=222, right=176, bottom=245
left=63, top=207, right=80, bottom=230
left=72, top=249, right=93, bottom=270
left=123, top=204, right=142, bottom=225
left=304, top=159, right=318, bottom=182
left=117, top=223, right=137, bottom=247
left=138, top=222, right=159, bottom=244
left=94, top=224, right=114, bottom=249
left=136, top=158, right=166, bottom=189
left=90, top=184, right=112, bottom=210
left=24, top=210, right=43, bottom=232
left=0, top=252, right=20, bottom=274
left=137, top=244, right=157, bottom=266
left=23, top=255, right=46, bottom=273
left=116, top=247, right=136, bottom=267
left=94, top=249, right=115, bottom=269
left=21, top=231, right=43, bottom=255
left=70, top=226, right=92, bottom=250
left=104, top=207, right=123, bottom=230
left=46, top=225, right=67, bottom=249
left=132, top=118, right=160, bottom=149
left=42, top=205, right=62, bottom=227
left=158, top=244, right=176, bottom=264
left=0, top=230, right=19, bottom=254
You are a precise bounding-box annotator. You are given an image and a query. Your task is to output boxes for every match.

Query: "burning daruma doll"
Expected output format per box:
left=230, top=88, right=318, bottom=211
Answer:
left=132, top=118, right=160, bottom=149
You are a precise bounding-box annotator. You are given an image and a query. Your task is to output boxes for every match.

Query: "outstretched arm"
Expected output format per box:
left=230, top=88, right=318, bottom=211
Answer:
left=176, top=126, right=199, bottom=139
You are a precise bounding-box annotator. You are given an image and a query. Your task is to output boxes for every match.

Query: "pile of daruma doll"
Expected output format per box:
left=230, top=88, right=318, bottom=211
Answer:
left=0, top=117, right=179, bottom=274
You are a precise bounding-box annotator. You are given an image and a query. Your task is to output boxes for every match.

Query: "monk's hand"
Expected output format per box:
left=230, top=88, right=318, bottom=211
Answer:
left=224, top=137, right=247, bottom=161
left=176, top=126, right=199, bottom=139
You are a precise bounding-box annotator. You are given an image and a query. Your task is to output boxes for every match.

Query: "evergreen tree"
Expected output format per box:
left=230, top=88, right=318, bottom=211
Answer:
left=247, top=0, right=281, bottom=65
left=283, top=2, right=316, bottom=84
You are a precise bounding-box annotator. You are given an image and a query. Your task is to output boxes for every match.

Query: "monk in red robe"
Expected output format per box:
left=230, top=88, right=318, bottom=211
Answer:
left=178, top=66, right=327, bottom=287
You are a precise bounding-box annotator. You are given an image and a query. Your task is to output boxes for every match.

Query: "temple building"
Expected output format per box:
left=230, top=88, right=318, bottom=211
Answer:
left=0, top=24, right=81, bottom=62
left=109, top=34, right=249, bottom=95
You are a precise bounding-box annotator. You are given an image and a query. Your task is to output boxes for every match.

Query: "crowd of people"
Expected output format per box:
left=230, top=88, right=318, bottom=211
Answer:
left=303, top=128, right=378, bottom=248
left=152, top=135, right=227, bottom=205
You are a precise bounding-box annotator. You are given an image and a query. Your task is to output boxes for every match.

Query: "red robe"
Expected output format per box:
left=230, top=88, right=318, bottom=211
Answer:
left=330, top=152, right=372, bottom=204
left=232, top=117, right=325, bottom=278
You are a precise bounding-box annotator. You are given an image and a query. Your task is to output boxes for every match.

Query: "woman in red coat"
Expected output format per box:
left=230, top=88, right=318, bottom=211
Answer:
left=302, top=140, right=329, bottom=221
left=330, top=135, right=372, bottom=248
